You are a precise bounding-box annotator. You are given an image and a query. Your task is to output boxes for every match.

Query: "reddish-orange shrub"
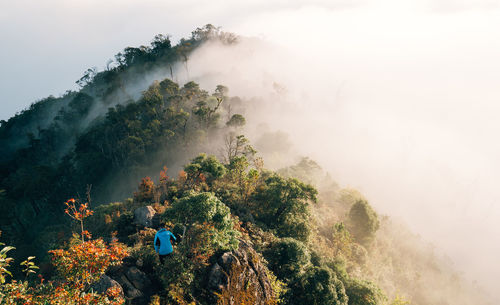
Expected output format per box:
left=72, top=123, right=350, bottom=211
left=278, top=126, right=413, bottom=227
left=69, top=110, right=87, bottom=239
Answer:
left=134, top=177, right=155, bottom=202
left=49, top=238, right=127, bottom=286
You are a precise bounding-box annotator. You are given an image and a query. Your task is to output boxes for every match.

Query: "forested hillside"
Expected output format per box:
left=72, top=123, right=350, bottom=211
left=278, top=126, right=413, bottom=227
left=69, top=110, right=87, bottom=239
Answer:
left=0, top=25, right=237, bottom=258
left=0, top=26, right=491, bottom=305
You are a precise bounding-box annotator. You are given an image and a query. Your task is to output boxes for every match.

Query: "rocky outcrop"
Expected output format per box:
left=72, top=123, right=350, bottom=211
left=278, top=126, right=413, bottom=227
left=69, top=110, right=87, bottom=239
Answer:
left=208, top=239, right=275, bottom=304
left=107, top=258, right=156, bottom=305
left=117, top=273, right=143, bottom=299
left=90, top=274, right=124, bottom=298
left=133, top=206, right=156, bottom=228
left=125, top=266, right=152, bottom=292
left=100, top=240, right=275, bottom=305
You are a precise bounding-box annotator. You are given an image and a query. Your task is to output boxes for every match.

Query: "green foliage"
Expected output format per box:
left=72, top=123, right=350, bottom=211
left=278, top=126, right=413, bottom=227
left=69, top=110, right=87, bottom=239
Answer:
left=154, top=221, right=231, bottom=304
left=324, top=258, right=349, bottom=284
left=345, top=279, right=385, bottom=305
left=155, top=250, right=196, bottom=303
left=167, top=192, right=239, bottom=251
left=115, top=211, right=135, bottom=241
left=265, top=238, right=310, bottom=280
left=0, top=243, right=14, bottom=284
left=169, top=192, right=228, bottom=228
left=332, top=222, right=354, bottom=258
left=86, top=201, right=131, bottom=238
left=0, top=25, right=240, bottom=257
left=184, top=154, right=226, bottom=188
left=130, top=244, right=158, bottom=273
left=226, top=114, right=246, bottom=128
left=292, top=266, right=348, bottom=305
left=350, top=243, right=368, bottom=266
left=278, top=157, right=323, bottom=185
left=252, top=174, right=317, bottom=241
left=223, top=133, right=256, bottom=163
left=275, top=213, right=312, bottom=243
left=20, top=256, right=39, bottom=278
left=338, top=188, right=366, bottom=207
left=348, top=200, right=380, bottom=246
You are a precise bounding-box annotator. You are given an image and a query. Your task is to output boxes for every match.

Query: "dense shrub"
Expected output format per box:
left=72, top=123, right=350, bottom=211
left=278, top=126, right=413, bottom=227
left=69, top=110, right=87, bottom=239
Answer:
left=252, top=174, right=317, bottom=242
left=264, top=237, right=310, bottom=280
left=291, top=266, right=348, bottom=305
left=345, top=279, right=385, bottom=305
left=348, top=200, right=380, bottom=246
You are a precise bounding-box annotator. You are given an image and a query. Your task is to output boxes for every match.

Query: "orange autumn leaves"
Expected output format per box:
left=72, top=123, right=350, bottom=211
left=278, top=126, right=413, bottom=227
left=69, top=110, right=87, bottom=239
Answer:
left=64, top=198, right=94, bottom=242
left=49, top=238, right=127, bottom=286
left=1, top=199, right=128, bottom=304
left=56, top=198, right=128, bottom=287
left=64, top=198, right=94, bottom=222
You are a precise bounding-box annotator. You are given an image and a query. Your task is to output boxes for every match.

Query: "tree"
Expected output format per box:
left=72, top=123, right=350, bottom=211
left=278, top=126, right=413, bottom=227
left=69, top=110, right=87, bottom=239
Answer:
left=345, top=279, right=385, bottom=305
left=265, top=238, right=310, bottom=280
left=213, top=85, right=228, bottom=100
left=134, top=177, right=155, bottom=203
left=348, top=200, right=380, bottom=246
left=292, top=266, right=348, bottom=305
left=192, top=89, right=224, bottom=129
left=252, top=174, right=317, bottom=241
left=222, top=133, right=255, bottom=163
left=278, top=157, right=323, bottom=185
left=64, top=198, right=94, bottom=242
left=331, top=222, right=353, bottom=258
left=167, top=192, right=239, bottom=250
left=226, top=114, right=246, bottom=128
left=183, top=154, right=226, bottom=189
left=159, top=78, right=180, bottom=99
left=177, top=40, right=192, bottom=79
left=76, top=67, right=97, bottom=88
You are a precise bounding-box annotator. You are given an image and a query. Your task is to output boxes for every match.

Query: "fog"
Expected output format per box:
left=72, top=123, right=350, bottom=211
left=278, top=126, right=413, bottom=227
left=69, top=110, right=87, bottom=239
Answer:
left=175, top=5, right=500, bottom=302
left=2, top=0, right=500, bottom=302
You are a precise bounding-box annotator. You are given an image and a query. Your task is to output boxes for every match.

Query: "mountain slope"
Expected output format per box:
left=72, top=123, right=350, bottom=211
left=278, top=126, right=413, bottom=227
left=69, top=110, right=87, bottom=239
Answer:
left=0, top=26, right=493, bottom=305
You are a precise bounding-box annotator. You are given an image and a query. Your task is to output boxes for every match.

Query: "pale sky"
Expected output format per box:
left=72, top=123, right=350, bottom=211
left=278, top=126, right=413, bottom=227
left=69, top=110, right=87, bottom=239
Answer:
left=1, top=0, right=498, bottom=119
left=1, top=0, right=500, bottom=302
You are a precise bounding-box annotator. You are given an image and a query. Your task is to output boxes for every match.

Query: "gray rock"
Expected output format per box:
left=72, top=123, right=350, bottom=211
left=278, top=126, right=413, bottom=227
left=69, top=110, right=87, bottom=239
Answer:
left=125, top=266, right=152, bottom=292
left=116, top=274, right=143, bottom=299
left=90, top=274, right=124, bottom=298
left=218, top=252, right=240, bottom=273
left=133, top=206, right=156, bottom=228
left=207, top=239, right=275, bottom=304
left=208, top=263, right=227, bottom=291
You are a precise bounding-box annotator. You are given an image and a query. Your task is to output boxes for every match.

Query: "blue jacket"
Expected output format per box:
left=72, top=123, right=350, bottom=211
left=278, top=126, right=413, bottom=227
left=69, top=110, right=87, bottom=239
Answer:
left=154, top=229, right=176, bottom=255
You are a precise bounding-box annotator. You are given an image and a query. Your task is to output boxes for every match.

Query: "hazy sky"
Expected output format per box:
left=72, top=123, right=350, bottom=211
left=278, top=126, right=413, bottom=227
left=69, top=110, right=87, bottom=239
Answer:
left=0, top=0, right=498, bottom=119
left=2, top=0, right=500, bottom=301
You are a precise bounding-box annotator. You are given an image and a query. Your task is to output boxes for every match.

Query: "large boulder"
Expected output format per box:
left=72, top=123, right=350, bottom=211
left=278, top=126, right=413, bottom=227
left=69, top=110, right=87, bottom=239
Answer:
left=134, top=206, right=156, bottom=228
left=108, top=264, right=155, bottom=305
left=208, top=263, right=227, bottom=291
left=126, top=266, right=152, bottom=292
left=116, top=274, right=143, bottom=299
left=208, top=239, right=275, bottom=304
left=90, top=274, right=124, bottom=298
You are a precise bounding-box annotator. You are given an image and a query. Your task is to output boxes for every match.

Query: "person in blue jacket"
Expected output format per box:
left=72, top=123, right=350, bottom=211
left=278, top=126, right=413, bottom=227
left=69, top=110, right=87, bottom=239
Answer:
left=154, top=228, right=177, bottom=263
